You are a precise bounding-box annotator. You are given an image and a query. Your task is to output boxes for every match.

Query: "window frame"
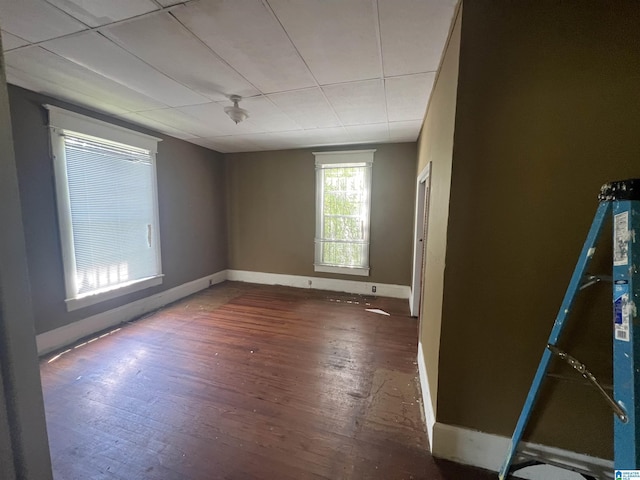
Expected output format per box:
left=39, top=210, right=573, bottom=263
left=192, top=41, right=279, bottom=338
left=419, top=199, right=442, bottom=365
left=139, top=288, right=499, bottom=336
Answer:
left=46, top=105, right=163, bottom=311
left=313, top=149, right=375, bottom=277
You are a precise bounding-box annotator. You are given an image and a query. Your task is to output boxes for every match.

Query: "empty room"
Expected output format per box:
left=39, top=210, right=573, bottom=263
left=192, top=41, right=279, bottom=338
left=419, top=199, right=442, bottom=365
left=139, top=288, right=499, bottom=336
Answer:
left=0, top=1, right=638, bottom=480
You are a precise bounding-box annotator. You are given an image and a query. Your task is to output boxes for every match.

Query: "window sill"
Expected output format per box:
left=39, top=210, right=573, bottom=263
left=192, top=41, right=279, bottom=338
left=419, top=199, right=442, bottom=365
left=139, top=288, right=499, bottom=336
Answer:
left=314, top=264, right=370, bottom=277
left=65, top=275, right=164, bottom=312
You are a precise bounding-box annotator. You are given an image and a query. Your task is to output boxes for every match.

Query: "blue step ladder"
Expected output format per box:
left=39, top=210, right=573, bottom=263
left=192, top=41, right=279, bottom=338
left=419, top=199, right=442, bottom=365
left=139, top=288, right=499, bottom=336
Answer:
left=499, top=179, right=640, bottom=480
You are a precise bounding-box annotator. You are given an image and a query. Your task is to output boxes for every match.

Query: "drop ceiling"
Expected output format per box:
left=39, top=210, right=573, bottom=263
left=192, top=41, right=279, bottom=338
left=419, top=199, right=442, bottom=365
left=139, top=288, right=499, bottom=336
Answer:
left=0, top=0, right=458, bottom=153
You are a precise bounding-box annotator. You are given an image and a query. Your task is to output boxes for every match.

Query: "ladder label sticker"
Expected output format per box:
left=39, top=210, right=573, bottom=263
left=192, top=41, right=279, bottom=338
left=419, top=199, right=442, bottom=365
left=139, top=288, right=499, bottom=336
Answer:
left=614, top=283, right=631, bottom=342
left=616, top=471, right=640, bottom=479
left=614, top=211, right=629, bottom=266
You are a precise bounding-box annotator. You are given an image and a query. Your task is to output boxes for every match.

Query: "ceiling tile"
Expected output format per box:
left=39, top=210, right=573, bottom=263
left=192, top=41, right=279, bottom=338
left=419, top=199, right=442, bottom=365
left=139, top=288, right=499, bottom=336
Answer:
left=267, top=0, right=381, bottom=85
left=154, top=0, right=184, bottom=6
left=172, top=0, right=315, bottom=93
left=6, top=65, right=128, bottom=117
left=45, top=0, right=159, bottom=28
left=345, top=123, right=389, bottom=143
left=178, top=101, right=266, bottom=136
left=102, top=13, right=258, bottom=102
left=231, top=133, right=301, bottom=151
left=1, top=31, right=29, bottom=50
left=42, top=31, right=209, bottom=107
left=136, top=106, right=227, bottom=138
left=5, top=46, right=167, bottom=113
left=385, top=73, right=435, bottom=122
left=268, top=88, right=341, bottom=129
left=0, top=0, right=86, bottom=42
left=277, top=127, right=352, bottom=147
left=378, top=0, right=458, bottom=76
left=238, top=96, right=301, bottom=132
left=323, top=79, right=387, bottom=126
left=214, top=128, right=356, bottom=152
left=117, top=112, right=198, bottom=141
left=191, top=136, right=260, bottom=154
left=388, top=120, right=422, bottom=142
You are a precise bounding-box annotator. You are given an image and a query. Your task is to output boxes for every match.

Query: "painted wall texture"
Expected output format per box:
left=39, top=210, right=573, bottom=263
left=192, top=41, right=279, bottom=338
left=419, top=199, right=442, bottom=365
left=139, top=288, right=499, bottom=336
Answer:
left=416, top=6, right=461, bottom=421
left=9, top=86, right=228, bottom=335
left=226, top=143, right=417, bottom=287
left=0, top=59, right=52, bottom=478
left=435, top=1, right=640, bottom=458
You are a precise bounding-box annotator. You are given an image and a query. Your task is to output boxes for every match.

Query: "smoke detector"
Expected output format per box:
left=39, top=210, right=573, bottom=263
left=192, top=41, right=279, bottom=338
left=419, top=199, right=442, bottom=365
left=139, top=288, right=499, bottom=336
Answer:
left=224, top=95, right=249, bottom=124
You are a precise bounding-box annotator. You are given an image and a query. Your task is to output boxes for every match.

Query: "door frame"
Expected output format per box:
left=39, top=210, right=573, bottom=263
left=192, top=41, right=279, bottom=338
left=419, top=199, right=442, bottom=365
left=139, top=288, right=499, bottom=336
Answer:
left=0, top=39, right=53, bottom=478
left=410, top=163, right=432, bottom=317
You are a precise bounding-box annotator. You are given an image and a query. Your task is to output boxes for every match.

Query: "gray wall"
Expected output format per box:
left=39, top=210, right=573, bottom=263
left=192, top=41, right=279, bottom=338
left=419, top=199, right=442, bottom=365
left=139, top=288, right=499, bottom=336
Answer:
left=435, top=1, right=640, bottom=458
left=226, top=143, right=417, bottom=286
left=9, top=85, right=228, bottom=335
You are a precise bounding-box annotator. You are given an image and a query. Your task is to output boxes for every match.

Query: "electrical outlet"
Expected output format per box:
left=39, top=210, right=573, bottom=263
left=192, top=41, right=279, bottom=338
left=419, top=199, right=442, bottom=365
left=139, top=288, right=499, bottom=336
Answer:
left=372, top=285, right=377, bottom=293
left=308, top=280, right=312, bottom=287
left=209, top=279, right=213, bottom=286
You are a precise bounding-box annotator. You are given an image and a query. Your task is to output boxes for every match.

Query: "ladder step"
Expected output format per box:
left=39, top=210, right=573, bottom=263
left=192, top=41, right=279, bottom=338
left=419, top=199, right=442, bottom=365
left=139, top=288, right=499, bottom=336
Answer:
left=547, top=345, right=627, bottom=422
left=511, top=451, right=598, bottom=480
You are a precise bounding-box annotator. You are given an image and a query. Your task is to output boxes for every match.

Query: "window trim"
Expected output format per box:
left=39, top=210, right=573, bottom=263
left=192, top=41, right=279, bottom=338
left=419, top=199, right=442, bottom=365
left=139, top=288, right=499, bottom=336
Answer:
left=45, top=105, right=163, bottom=311
left=313, top=149, right=375, bottom=277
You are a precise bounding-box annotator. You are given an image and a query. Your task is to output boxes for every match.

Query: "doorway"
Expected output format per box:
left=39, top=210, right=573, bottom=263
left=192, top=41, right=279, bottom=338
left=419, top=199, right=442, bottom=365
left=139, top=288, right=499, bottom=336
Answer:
left=410, top=163, right=432, bottom=318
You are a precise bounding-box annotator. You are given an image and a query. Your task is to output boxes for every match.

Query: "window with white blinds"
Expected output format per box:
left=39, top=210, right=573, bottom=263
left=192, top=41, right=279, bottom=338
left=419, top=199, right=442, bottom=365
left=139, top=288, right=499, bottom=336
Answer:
left=314, top=150, right=374, bottom=276
left=47, top=105, right=163, bottom=311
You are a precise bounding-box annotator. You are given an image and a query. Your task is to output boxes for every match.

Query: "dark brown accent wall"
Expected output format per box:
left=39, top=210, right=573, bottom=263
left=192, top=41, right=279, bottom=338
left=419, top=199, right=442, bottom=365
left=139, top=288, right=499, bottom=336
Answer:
left=9, top=85, right=228, bottom=335
left=226, top=143, right=416, bottom=286
left=437, top=1, right=640, bottom=457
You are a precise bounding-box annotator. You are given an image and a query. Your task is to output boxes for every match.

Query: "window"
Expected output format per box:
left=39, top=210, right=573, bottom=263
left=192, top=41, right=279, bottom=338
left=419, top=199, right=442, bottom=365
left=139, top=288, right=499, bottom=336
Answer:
left=314, top=149, right=375, bottom=276
left=46, top=105, right=163, bottom=311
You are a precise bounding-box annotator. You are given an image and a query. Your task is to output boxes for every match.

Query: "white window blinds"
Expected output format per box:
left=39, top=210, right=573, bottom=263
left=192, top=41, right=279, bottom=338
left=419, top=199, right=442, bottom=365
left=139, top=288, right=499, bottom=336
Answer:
left=47, top=105, right=162, bottom=311
left=64, top=133, right=159, bottom=296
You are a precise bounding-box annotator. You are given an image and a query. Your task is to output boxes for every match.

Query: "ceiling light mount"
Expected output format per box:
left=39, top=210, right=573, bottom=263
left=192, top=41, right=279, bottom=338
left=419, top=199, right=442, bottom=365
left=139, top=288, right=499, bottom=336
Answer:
left=224, top=95, right=249, bottom=124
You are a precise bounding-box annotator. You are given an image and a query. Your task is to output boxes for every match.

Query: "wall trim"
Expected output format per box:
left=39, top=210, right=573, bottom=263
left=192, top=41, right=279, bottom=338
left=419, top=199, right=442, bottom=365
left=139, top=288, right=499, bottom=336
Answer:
left=431, top=422, right=612, bottom=479
left=226, top=269, right=410, bottom=299
left=410, top=162, right=431, bottom=317
left=36, top=270, right=227, bottom=356
left=37, top=269, right=410, bottom=356
left=417, top=341, right=436, bottom=447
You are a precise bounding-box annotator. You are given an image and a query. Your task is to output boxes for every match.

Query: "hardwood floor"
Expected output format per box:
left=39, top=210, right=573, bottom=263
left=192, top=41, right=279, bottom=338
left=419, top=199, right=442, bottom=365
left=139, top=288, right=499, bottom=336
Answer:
left=40, top=282, right=495, bottom=480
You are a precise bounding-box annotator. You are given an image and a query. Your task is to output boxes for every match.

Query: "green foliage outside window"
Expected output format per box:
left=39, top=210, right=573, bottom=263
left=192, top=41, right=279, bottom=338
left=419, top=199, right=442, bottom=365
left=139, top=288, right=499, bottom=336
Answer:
left=321, top=166, right=367, bottom=266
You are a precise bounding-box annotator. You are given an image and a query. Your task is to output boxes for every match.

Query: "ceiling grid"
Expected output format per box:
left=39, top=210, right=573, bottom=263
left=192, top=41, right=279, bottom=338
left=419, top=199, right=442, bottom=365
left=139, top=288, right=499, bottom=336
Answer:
left=373, top=0, right=391, bottom=143
left=0, top=0, right=458, bottom=153
left=259, top=0, right=347, bottom=136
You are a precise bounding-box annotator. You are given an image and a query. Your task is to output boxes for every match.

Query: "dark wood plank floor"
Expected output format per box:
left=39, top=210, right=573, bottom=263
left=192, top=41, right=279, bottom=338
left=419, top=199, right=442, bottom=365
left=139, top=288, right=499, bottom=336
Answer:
left=40, top=282, right=495, bottom=480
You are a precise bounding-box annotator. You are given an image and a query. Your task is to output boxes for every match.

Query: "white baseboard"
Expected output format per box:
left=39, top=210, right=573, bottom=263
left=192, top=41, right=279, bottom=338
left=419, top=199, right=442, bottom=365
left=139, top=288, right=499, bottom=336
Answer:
left=431, top=422, right=613, bottom=479
left=415, top=338, right=611, bottom=479
left=37, top=269, right=408, bottom=356
left=36, top=270, right=226, bottom=356
left=37, top=267, right=612, bottom=479
left=417, top=341, right=436, bottom=446
left=226, top=269, right=410, bottom=299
